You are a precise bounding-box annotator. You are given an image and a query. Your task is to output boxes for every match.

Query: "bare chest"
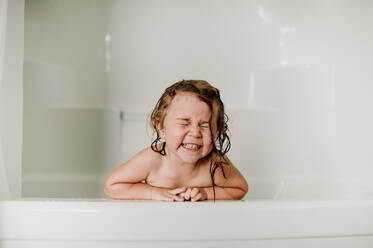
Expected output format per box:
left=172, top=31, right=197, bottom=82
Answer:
left=146, top=165, right=212, bottom=189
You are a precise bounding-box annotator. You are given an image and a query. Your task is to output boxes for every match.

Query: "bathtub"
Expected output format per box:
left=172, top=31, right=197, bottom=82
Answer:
left=1, top=177, right=373, bottom=248
left=1, top=0, right=373, bottom=247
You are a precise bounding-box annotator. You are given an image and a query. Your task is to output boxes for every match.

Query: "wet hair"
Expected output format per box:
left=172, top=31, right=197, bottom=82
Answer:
left=150, top=79, right=231, bottom=200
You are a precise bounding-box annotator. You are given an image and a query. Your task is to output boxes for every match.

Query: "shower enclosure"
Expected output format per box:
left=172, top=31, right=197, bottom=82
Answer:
left=1, top=0, right=373, bottom=247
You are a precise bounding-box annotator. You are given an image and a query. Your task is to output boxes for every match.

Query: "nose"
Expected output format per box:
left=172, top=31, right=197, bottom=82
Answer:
left=189, top=124, right=202, bottom=138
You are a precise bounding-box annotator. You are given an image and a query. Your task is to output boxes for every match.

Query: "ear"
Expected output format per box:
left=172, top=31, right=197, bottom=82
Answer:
left=156, top=122, right=165, bottom=139
left=159, top=129, right=165, bottom=140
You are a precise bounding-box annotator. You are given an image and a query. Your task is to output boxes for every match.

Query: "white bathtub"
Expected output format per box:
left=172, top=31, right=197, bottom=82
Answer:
left=2, top=177, right=373, bottom=248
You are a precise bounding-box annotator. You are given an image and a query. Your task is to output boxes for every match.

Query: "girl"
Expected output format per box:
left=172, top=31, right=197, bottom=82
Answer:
left=105, top=80, right=248, bottom=201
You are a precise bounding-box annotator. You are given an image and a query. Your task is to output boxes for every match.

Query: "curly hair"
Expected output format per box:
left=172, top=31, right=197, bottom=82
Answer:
left=149, top=80, right=231, bottom=200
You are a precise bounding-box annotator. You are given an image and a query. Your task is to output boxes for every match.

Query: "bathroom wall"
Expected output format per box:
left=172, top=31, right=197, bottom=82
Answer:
left=106, top=0, right=373, bottom=181
left=23, top=0, right=122, bottom=197
left=0, top=0, right=24, bottom=199
left=0, top=0, right=9, bottom=199
left=22, top=0, right=373, bottom=197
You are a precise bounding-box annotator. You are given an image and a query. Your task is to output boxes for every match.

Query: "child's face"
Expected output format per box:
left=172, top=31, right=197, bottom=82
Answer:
left=159, top=92, right=213, bottom=165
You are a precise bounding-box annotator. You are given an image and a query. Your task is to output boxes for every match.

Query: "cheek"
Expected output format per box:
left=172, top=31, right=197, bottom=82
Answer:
left=165, top=127, right=186, bottom=143
left=203, top=131, right=213, bottom=146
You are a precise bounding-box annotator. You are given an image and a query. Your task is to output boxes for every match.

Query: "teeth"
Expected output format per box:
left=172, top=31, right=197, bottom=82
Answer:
left=183, top=143, right=200, bottom=149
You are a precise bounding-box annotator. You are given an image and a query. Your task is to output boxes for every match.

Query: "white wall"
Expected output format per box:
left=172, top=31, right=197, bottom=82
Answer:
left=0, top=0, right=9, bottom=199
left=23, top=0, right=122, bottom=197
left=0, top=0, right=24, bottom=199
left=106, top=0, right=373, bottom=181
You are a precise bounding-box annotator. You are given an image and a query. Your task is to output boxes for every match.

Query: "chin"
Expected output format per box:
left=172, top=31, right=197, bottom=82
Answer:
left=181, top=158, right=200, bottom=164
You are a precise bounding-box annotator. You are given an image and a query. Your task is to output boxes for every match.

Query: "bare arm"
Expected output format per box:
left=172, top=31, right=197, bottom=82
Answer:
left=105, top=181, right=154, bottom=200
left=106, top=180, right=185, bottom=201
left=105, top=148, right=184, bottom=201
left=104, top=148, right=154, bottom=200
left=203, top=158, right=248, bottom=200
left=203, top=186, right=247, bottom=200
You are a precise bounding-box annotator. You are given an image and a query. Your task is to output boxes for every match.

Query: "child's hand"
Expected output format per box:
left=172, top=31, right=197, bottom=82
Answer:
left=179, top=187, right=207, bottom=202
left=151, top=186, right=186, bottom=202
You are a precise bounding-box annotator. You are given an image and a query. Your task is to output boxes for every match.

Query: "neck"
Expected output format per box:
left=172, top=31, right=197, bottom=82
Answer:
left=163, top=149, right=200, bottom=175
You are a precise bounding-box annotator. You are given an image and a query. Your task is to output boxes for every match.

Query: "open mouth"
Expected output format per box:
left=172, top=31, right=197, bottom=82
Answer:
left=182, top=143, right=202, bottom=150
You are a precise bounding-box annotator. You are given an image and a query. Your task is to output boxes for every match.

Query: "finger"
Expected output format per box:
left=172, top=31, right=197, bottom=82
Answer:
left=179, top=192, right=185, bottom=198
left=160, top=194, right=174, bottom=202
left=172, top=194, right=184, bottom=202
left=167, top=192, right=184, bottom=202
left=168, top=187, right=184, bottom=195
left=191, top=193, right=202, bottom=202
left=168, top=187, right=186, bottom=195
left=174, top=195, right=185, bottom=202
left=190, top=188, right=199, bottom=198
left=184, top=188, right=192, bottom=200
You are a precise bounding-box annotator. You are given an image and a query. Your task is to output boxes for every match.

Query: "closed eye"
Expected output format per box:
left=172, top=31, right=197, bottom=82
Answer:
left=177, top=121, right=189, bottom=126
left=176, top=118, right=191, bottom=126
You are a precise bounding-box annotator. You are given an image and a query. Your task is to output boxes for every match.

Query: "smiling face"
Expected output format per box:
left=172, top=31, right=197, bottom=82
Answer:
left=158, top=92, right=213, bottom=165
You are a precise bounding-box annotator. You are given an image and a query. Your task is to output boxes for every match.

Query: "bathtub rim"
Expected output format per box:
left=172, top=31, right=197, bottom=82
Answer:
left=1, top=198, right=373, bottom=242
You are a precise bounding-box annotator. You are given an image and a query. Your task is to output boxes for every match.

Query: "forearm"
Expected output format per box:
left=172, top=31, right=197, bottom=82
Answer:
left=105, top=182, right=154, bottom=200
left=203, top=186, right=247, bottom=200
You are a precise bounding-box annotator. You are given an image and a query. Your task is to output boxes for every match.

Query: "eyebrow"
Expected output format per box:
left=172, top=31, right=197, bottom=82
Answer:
left=176, top=118, right=190, bottom=121
left=176, top=118, right=209, bottom=124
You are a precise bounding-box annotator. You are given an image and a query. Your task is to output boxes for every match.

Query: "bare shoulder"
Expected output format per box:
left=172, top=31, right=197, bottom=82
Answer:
left=105, top=147, right=162, bottom=185
left=212, top=155, right=248, bottom=191
left=129, top=147, right=162, bottom=167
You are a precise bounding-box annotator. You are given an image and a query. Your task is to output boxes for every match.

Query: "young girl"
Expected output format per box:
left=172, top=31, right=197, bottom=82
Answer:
left=105, top=80, right=248, bottom=201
